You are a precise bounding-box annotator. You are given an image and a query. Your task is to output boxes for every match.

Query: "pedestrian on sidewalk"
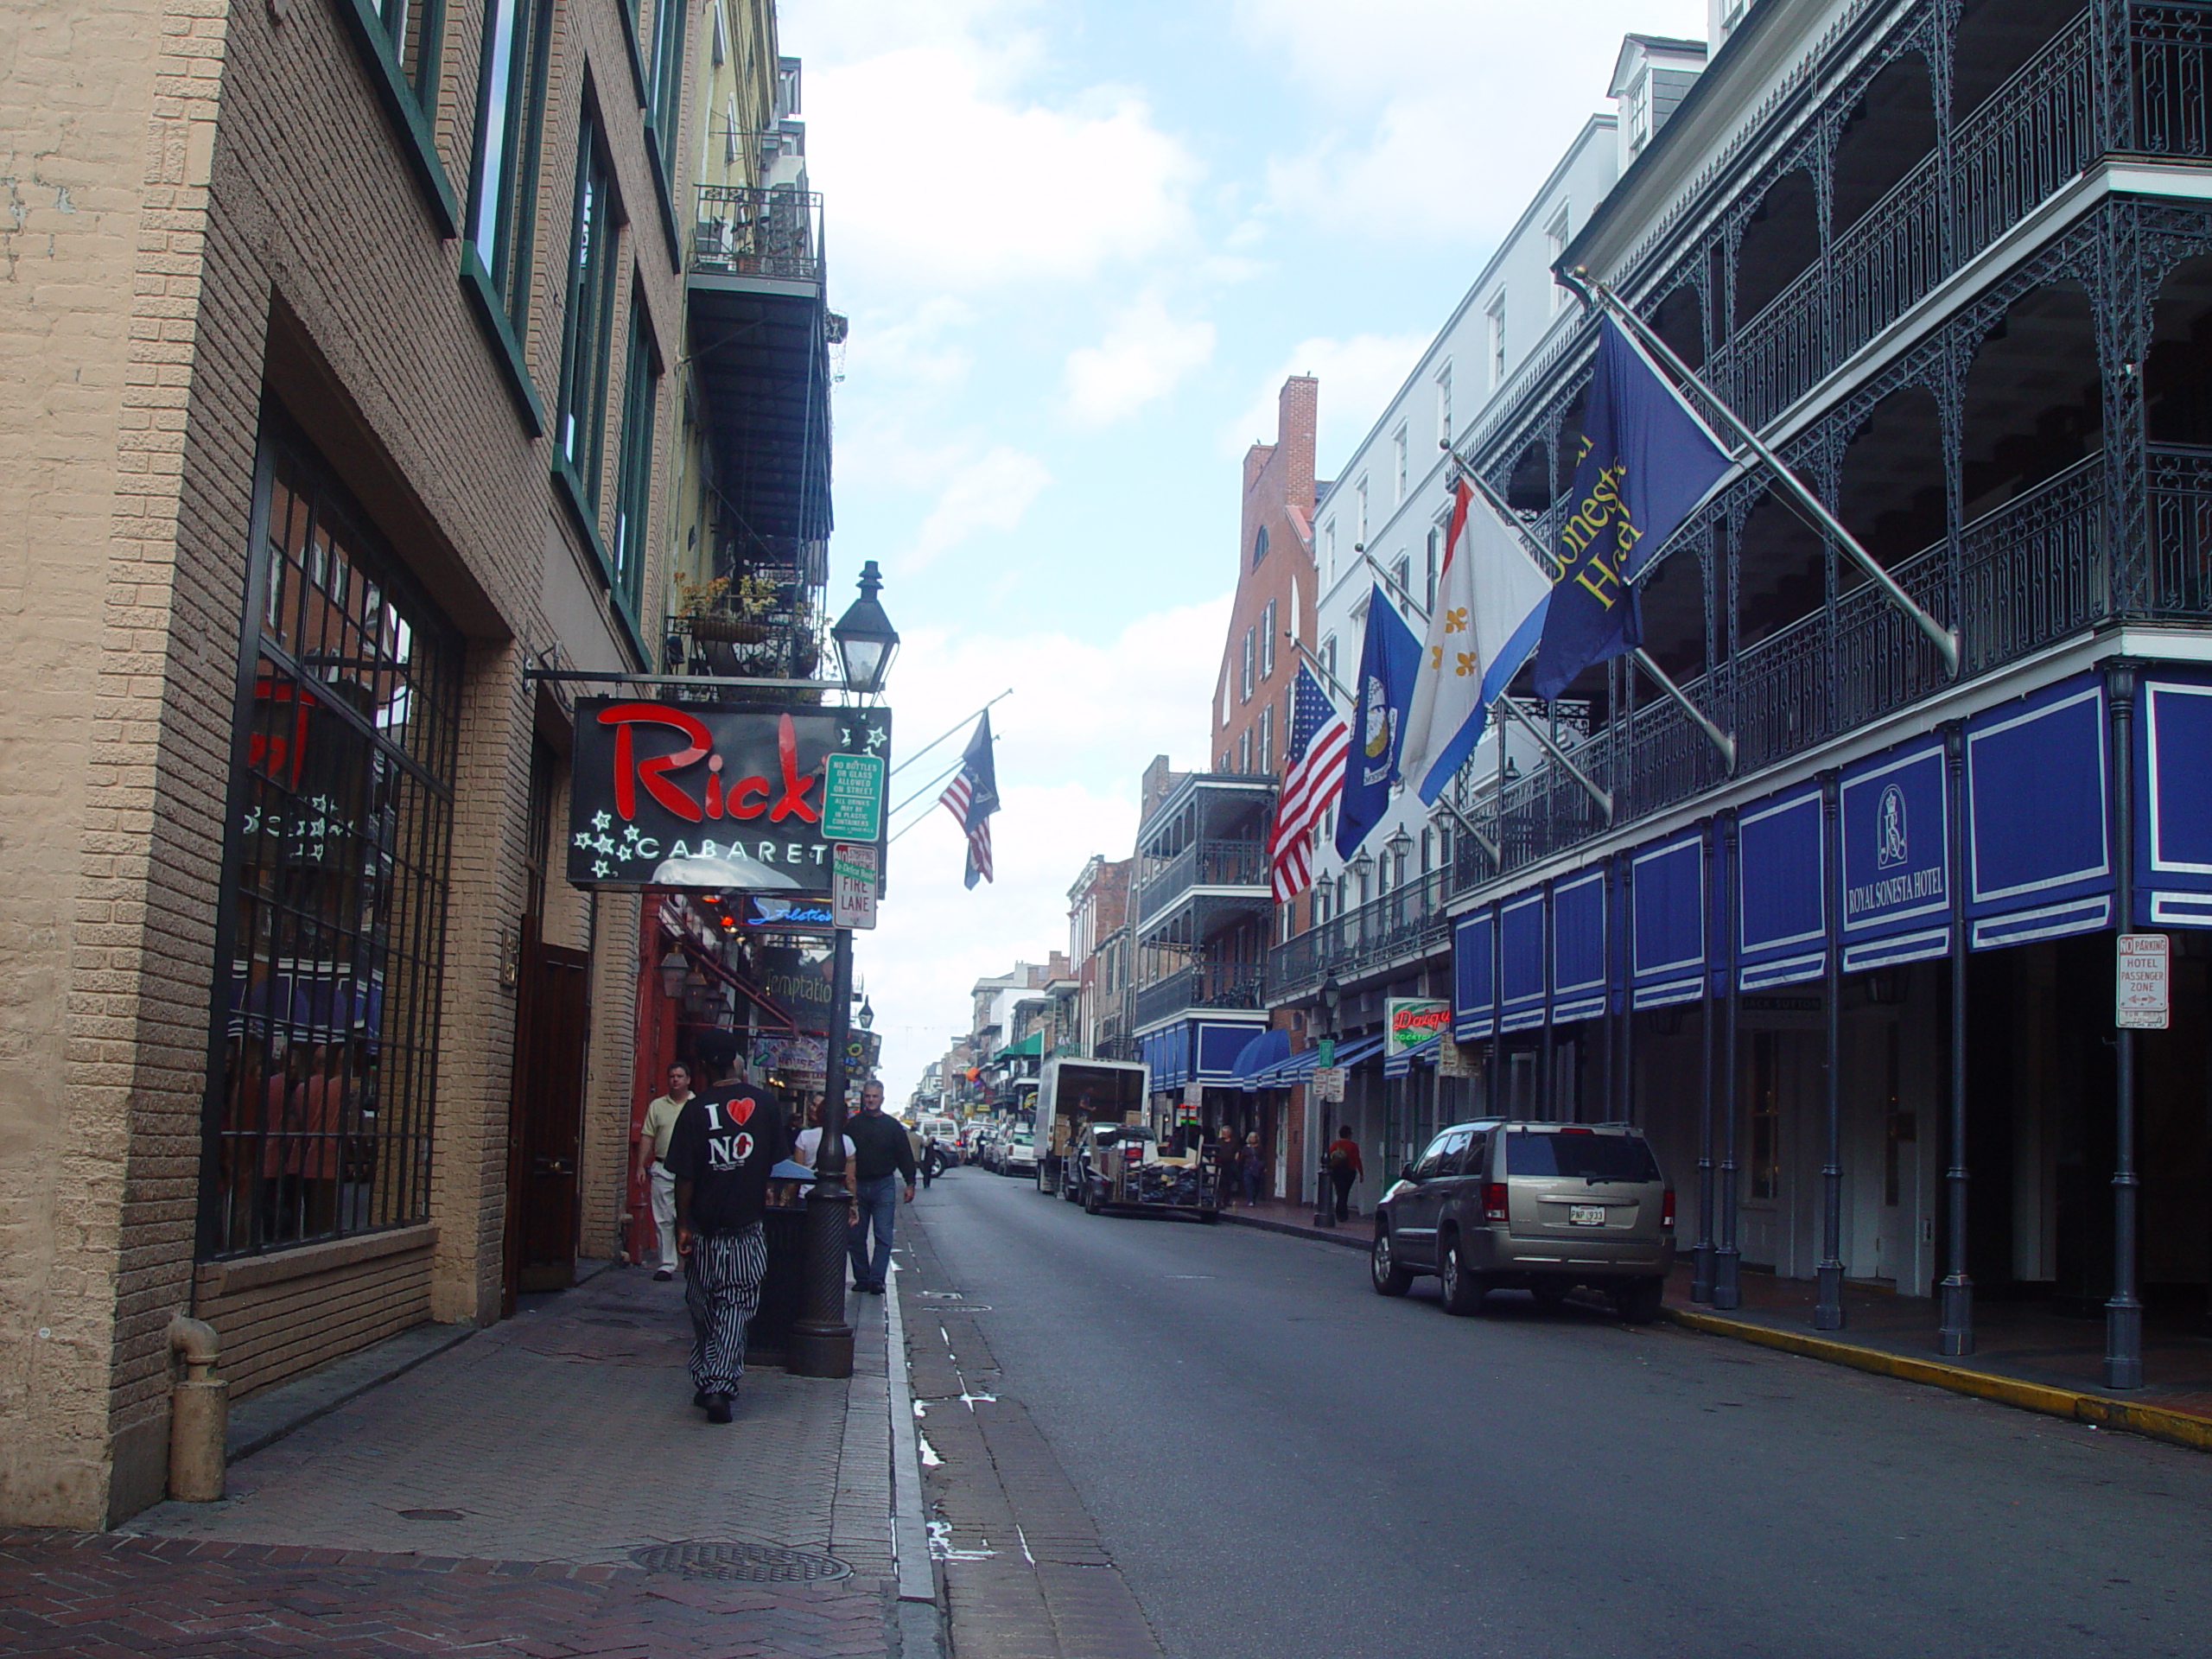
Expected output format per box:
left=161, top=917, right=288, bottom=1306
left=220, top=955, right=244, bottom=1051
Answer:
left=635, top=1059, right=694, bottom=1281
left=1326, top=1125, right=1363, bottom=1223
left=668, top=1029, right=789, bottom=1424
left=1242, top=1130, right=1264, bottom=1208
left=793, top=1096, right=855, bottom=1192
left=921, top=1133, right=941, bottom=1189
left=846, top=1080, right=915, bottom=1293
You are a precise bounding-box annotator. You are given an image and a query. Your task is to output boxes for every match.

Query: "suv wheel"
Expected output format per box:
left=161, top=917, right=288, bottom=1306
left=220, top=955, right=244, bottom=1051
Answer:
left=1084, top=1181, right=1103, bottom=1216
left=1438, top=1234, right=1484, bottom=1316
left=1613, top=1276, right=1666, bottom=1325
left=1370, top=1227, right=1413, bottom=1297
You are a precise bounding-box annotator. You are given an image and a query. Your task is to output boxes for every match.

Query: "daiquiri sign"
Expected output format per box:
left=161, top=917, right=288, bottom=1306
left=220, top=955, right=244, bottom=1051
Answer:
left=565, top=698, right=890, bottom=893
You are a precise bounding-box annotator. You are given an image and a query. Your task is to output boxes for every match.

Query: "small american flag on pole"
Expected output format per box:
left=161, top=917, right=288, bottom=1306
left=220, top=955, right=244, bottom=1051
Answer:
left=938, top=711, right=999, bottom=888
left=1268, top=665, right=1350, bottom=902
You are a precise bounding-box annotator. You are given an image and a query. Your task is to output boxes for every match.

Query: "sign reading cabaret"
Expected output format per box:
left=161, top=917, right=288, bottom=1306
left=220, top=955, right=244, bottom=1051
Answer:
left=567, top=698, right=890, bottom=893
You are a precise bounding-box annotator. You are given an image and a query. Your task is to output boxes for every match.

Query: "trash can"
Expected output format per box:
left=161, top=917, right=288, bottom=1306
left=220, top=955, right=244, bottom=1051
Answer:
left=746, top=1164, right=815, bottom=1367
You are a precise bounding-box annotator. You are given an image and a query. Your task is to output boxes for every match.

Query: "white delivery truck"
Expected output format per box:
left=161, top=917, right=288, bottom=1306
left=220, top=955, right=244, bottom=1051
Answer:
left=1033, top=1057, right=1148, bottom=1197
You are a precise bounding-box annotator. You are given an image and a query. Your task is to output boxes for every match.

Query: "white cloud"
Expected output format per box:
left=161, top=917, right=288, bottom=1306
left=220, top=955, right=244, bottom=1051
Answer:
left=905, top=446, right=1052, bottom=570
left=1220, top=332, right=1431, bottom=468
left=1060, top=295, right=1217, bottom=429
left=801, top=47, right=1200, bottom=292
left=856, top=595, right=1231, bottom=1098
left=1234, top=0, right=1711, bottom=245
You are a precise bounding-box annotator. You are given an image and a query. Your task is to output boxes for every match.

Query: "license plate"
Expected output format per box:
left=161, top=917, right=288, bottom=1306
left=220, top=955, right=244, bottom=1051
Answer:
left=1570, top=1204, right=1606, bottom=1227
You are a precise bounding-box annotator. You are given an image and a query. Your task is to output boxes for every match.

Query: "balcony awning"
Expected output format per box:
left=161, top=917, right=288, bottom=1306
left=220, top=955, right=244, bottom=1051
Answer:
left=1231, top=1027, right=1290, bottom=1092
left=1383, top=1033, right=1441, bottom=1079
left=994, top=1031, right=1042, bottom=1062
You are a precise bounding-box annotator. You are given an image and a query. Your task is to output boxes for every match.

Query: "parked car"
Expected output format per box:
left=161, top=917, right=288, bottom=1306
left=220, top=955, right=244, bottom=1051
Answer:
left=1001, top=1126, right=1039, bottom=1178
left=1370, top=1121, right=1674, bottom=1323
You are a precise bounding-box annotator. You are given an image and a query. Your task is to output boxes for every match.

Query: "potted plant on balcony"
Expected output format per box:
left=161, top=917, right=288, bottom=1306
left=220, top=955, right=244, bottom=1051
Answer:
left=674, top=572, right=781, bottom=644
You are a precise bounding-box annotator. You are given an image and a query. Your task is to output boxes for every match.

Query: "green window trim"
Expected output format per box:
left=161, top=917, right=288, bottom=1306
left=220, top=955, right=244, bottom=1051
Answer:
left=334, top=0, right=460, bottom=233
left=611, top=290, right=660, bottom=618
left=466, top=0, right=554, bottom=346
left=457, top=243, right=546, bottom=435
left=640, top=124, right=684, bottom=274
left=554, top=110, right=620, bottom=519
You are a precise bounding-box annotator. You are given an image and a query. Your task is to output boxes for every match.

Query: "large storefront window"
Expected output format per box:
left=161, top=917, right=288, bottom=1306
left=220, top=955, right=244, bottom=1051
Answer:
left=200, top=427, right=462, bottom=1257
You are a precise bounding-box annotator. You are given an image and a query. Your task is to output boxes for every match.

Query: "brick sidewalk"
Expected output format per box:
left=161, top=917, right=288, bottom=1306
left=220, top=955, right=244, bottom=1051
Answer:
left=0, top=1269, right=911, bottom=1657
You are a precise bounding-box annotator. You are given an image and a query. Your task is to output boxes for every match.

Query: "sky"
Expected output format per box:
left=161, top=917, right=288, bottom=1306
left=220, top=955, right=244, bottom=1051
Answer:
left=780, top=0, right=1711, bottom=1099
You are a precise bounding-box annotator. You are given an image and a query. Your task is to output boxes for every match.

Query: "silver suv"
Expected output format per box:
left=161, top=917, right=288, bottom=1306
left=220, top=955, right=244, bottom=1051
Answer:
left=1370, top=1121, right=1674, bottom=1323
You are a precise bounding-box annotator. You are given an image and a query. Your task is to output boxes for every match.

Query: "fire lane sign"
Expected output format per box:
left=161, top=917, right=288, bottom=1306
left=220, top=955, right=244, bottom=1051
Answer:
left=832, top=842, right=879, bottom=931
left=2117, top=932, right=2171, bottom=1030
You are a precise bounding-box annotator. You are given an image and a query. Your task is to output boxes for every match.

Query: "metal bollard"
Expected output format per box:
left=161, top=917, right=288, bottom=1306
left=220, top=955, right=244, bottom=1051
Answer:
left=166, top=1314, right=226, bottom=1502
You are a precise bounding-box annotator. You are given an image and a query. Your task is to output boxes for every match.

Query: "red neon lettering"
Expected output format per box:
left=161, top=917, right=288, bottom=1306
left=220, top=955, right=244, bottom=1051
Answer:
left=770, top=713, right=819, bottom=823
left=598, top=702, right=709, bottom=823
left=728, top=776, right=770, bottom=818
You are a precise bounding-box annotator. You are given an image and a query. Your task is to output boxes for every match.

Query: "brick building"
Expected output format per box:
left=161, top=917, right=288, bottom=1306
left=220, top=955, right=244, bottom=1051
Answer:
left=0, top=0, right=801, bottom=1528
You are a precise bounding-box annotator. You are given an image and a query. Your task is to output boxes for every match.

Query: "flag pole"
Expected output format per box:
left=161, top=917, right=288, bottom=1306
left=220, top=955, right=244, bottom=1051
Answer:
left=1558, top=267, right=1961, bottom=678
left=1429, top=791, right=1500, bottom=866
left=1442, top=441, right=1737, bottom=776
left=888, top=689, right=1014, bottom=778
left=1288, top=636, right=1356, bottom=705
left=1492, top=692, right=1614, bottom=824
left=1361, top=553, right=1430, bottom=621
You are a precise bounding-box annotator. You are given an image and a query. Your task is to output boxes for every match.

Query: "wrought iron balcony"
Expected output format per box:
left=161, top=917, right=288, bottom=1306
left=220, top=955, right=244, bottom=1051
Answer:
left=1268, top=868, right=1455, bottom=1003
left=690, top=185, right=823, bottom=287
left=1274, top=442, right=2212, bottom=996
left=1134, top=837, right=1271, bottom=932
left=1131, top=962, right=1266, bottom=1031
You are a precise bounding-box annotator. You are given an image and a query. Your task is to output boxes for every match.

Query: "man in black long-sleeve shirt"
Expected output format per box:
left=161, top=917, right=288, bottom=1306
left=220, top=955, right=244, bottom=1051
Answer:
left=846, top=1081, right=915, bottom=1293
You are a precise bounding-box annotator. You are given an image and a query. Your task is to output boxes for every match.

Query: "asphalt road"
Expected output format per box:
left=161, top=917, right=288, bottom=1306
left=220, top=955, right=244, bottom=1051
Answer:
left=908, top=1165, right=2212, bottom=1659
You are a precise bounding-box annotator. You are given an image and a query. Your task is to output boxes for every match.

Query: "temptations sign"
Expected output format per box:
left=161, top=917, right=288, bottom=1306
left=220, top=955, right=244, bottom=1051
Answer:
left=565, top=698, right=890, bottom=894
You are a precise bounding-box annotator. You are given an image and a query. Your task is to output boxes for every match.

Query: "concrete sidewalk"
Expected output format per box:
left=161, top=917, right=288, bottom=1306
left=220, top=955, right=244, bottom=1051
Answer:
left=0, top=1268, right=931, bottom=1657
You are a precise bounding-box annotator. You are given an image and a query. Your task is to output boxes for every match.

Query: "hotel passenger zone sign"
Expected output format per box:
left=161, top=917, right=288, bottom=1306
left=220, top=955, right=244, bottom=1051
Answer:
left=2117, top=933, right=2171, bottom=1031
left=566, top=699, right=890, bottom=894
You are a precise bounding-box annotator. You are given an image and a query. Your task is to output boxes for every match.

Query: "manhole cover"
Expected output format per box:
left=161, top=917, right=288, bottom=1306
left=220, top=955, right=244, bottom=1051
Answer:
left=630, top=1542, right=852, bottom=1583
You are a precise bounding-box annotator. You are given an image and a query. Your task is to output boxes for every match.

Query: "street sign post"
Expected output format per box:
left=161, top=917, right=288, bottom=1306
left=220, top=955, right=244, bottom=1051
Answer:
left=832, top=842, right=879, bottom=931
left=2117, top=933, right=2171, bottom=1030
left=1312, top=1066, right=1347, bottom=1104
left=822, top=752, right=887, bottom=841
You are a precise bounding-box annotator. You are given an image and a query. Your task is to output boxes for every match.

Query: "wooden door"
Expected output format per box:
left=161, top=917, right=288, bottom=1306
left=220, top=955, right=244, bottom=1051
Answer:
left=505, top=939, right=592, bottom=1299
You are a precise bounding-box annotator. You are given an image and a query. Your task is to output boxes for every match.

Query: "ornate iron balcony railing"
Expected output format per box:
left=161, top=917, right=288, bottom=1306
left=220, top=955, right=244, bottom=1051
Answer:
left=1131, top=962, right=1267, bottom=1029
left=1273, top=444, right=2212, bottom=997
left=691, top=185, right=824, bottom=285
left=1135, top=837, right=1271, bottom=929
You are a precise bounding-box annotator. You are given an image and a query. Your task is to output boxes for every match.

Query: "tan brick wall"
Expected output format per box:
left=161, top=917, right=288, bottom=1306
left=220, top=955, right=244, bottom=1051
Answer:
left=2, top=0, right=698, bottom=1526
left=191, top=1225, right=438, bottom=1402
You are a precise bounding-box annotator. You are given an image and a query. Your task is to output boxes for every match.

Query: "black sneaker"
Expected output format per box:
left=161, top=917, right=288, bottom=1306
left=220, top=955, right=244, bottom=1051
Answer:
left=704, top=1393, right=734, bottom=1424
left=692, top=1390, right=709, bottom=1408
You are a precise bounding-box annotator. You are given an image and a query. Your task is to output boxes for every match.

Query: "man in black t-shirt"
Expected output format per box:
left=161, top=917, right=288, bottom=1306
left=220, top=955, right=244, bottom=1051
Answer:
left=666, top=1027, right=788, bottom=1423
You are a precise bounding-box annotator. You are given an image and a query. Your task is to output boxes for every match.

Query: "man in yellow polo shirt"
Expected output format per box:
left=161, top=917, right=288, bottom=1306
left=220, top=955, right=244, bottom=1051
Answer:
left=635, top=1059, right=695, bottom=1280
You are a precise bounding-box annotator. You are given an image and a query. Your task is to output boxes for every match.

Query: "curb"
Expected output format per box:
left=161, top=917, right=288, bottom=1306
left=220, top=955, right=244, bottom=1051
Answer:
left=1217, top=1210, right=1370, bottom=1252
left=880, top=1264, right=938, bottom=1608
left=1665, top=1305, right=2212, bottom=1454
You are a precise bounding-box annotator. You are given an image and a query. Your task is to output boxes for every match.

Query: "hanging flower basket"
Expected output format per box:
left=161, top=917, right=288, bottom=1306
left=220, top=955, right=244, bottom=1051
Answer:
left=687, top=614, right=770, bottom=645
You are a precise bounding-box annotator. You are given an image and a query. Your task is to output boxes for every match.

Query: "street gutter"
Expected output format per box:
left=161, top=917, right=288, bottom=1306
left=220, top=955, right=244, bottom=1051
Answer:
left=1666, top=1305, right=2212, bottom=1455
left=882, top=1262, right=939, bottom=1605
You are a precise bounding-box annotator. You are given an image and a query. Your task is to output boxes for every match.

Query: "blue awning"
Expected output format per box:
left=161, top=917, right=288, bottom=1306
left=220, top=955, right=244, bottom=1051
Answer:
left=1231, top=1027, right=1291, bottom=1091
left=1968, top=673, right=2113, bottom=946
left=1499, top=890, right=1547, bottom=1033
left=1551, top=869, right=1607, bottom=1024
left=1453, top=907, right=1495, bottom=1039
left=1383, top=1032, right=1441, bottom=1079
left=1631, top=831, right=1706, bottom=1009
left=1839, top=736, right=1952, bottom=972
left=2141, top=670, right=2212, bottom=927
left=1738, top=784, right=1826, bottom=991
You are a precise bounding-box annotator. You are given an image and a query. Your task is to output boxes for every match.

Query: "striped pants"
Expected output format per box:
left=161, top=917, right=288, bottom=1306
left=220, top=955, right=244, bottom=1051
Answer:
left=683, top=1224, right=766, bottom=1397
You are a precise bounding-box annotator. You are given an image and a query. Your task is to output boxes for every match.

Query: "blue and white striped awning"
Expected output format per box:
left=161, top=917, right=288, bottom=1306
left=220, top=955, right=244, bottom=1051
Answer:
left=1383, top=1033, right=1442, bottom=1079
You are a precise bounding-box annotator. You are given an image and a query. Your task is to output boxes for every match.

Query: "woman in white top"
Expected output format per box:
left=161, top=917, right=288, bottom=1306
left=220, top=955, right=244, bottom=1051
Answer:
left=792, top=1096, right=857, bottom=1194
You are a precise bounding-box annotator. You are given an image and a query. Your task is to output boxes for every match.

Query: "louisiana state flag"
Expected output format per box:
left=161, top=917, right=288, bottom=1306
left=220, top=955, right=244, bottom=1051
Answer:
left=1530, top=318, right=1732, bottom=700
left=1333, top=583, right=1421, bottom=861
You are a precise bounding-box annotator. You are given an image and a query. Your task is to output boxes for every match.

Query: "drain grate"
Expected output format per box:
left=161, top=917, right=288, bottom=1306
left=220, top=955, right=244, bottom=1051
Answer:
left=630, top=1541, right=852, bottom=1583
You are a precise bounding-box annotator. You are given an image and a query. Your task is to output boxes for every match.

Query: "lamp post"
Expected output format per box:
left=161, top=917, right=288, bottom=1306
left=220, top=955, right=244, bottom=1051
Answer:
left=787, top=564, right=901, bottom=1381
left=1313, top=973, right=1341, bottom=1228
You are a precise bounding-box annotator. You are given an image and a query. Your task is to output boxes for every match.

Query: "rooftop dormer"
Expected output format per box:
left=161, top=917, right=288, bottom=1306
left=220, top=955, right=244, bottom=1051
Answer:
left=1611, top=33, right=1707, bottom=173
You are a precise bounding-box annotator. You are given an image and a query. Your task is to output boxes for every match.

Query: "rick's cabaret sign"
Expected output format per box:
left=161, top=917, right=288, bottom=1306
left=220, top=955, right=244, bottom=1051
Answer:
left=566, top=698, right=889, bottom=893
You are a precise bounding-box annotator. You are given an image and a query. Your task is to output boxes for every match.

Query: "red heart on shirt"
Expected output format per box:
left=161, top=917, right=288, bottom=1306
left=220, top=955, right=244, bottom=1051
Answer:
left=726, top=1096, right=755, bottom=1126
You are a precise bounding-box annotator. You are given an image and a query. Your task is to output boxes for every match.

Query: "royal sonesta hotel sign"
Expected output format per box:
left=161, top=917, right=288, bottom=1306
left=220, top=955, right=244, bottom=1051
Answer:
left=566, top=698, right=889, bottom=893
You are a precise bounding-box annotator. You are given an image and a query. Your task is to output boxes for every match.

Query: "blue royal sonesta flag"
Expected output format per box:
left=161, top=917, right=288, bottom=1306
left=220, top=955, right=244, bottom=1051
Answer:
left=1334, top=583, right=1421, bottom=861
left=1530, top=318, right=1732, bottom=699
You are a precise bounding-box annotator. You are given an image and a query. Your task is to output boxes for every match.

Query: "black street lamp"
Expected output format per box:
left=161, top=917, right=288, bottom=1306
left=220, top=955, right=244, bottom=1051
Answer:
left=830, top=561, right=900, bottom=696
left=1313, top=973, right=1341, bottom=1229
left=789, top=564, right=899, bottom=1381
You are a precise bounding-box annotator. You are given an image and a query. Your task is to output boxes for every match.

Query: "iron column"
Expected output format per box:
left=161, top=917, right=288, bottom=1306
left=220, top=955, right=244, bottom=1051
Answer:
left=2107, top=664, right=2144, bottom=1390
left=1815, top=771, right=1847, bottom=1332
left=1715, top=810, right=1743, bottom=1311
left=1693, top=818, right=1717, bottom=1303
left=1938, top=722, right=1974, bottom=1355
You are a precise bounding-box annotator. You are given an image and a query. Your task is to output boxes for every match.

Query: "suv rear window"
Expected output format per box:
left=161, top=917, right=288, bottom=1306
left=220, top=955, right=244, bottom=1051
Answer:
left=1506, top=1131, right=1660, bottom=1182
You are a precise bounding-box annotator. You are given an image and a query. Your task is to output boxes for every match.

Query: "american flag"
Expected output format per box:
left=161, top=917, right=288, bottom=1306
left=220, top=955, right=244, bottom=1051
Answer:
left=938, top=711, right=999, bottom=888
left=1268, top=665, right=1350, bottom=902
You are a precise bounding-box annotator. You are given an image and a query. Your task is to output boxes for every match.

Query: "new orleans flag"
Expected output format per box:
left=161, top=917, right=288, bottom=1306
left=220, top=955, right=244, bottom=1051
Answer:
left=1398, top=478, right=1554, bottom=804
